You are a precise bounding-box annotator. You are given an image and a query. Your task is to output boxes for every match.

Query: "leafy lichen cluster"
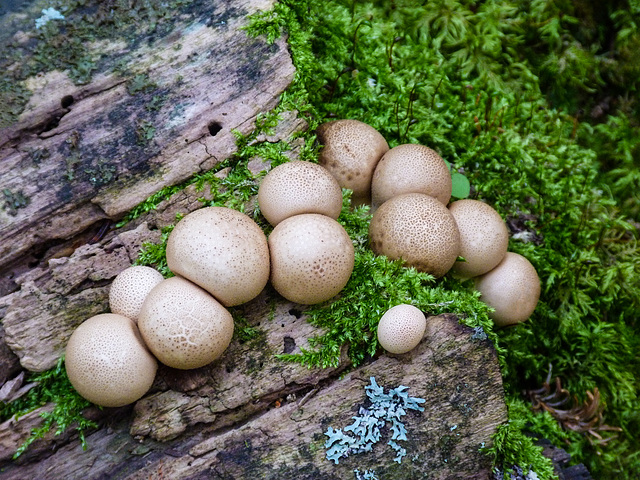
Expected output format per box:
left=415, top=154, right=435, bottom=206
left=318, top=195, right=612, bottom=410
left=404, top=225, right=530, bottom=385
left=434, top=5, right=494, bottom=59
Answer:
left=324, top=377, right=425, bottom=466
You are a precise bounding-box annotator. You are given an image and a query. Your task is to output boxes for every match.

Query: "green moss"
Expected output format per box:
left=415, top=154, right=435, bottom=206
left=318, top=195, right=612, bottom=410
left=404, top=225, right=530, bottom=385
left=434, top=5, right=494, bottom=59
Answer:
left=134, top=224, right=175, bottom=278
left=486, top=403, right=557, bottom=480
left=0, top=357, right=97, bottom=459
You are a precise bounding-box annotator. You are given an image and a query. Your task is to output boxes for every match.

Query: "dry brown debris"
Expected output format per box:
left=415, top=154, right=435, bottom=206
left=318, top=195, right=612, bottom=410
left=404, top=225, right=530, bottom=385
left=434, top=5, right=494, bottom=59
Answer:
left=524, top=367, right=623, bottom=448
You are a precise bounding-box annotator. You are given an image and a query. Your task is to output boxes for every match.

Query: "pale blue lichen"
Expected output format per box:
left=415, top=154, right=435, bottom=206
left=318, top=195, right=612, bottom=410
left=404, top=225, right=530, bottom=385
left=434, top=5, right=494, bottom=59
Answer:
left=323, top=377, right=425, bottom=465
left=35, top=8, right=65, bottom=29
left=471, top=325, right=488, bottom=341
left=354, top=468, right=379, bottom=480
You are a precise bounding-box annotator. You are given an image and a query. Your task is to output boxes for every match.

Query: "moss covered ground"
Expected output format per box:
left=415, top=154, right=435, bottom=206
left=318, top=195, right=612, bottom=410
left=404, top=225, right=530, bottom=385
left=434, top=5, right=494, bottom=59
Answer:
left=1, top=0, right=639, bottom=478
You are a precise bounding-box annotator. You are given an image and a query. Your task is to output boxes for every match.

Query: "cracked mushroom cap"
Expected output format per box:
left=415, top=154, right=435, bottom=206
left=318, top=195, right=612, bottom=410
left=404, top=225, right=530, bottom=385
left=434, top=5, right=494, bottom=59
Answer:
left=138, top=276, right=234, bottom=369
left=474, top=252, right=541, bottom=327
left=448, top=199, right=509, bottom=278
left=369, top=193, right=461, bottom=278
left=317, top=119, right=389, bottom=205
left=268, top=213, right=355, bottom=305
left=109, top=266, right=164, bottom=322
left=166, top=207, right=270, bottom=307
left=258, top=160, right=343, bottom=227
left=65, top=313, right=157, bottom=407
left=371, top=144, right=452, bottom=210
left=377, top=304, right=427, bottom=354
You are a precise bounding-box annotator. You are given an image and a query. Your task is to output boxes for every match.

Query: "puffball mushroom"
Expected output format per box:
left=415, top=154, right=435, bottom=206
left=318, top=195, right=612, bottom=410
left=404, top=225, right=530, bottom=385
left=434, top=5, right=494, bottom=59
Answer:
left=317, top=119, right=389, bottom=205
left=448, top=199, right=509, bottom=278
left=109, top=265, right=164, bottom=322
left=377, top=304, right=427, bottom=354
left=138, top=276, right=234, bottom=369
left=65, top=313, right=157, bottom=407
left=257, top=160, right=343, bottom=226
left=474, top=252, right=541, bottom=327
left=268, top=213, right=355, bottom=305
left=371, top=144, right=452, bottom=210
left=165, top=206, right=270, bottom=307
left=369, top=193, right=461, bottom=278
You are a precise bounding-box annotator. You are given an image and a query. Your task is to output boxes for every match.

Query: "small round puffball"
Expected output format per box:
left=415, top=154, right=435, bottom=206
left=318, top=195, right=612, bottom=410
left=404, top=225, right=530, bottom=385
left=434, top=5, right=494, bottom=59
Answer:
left=268, top=213, right=355, bottom=305
left=138, top=276, right=234, bottom=370
left=65, top=313, right=157, bottom=407
left=377, top=304, right=427, bottom=354
left=109, top=266, right=164, bottom=322
left=474, top=252, right=541, bottom=327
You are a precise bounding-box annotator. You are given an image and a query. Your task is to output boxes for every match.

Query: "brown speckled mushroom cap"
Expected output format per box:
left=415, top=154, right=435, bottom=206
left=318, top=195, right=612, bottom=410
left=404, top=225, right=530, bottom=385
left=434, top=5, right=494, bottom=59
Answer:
left=377, top=304, right=427, bottom=354
left=317, top=119, right=389, bottom=205
left=258, top=161, right=343, bottom=226
left=371, top=144, right=452, bottom=209
left=448, top=199, right=509, bottom=279
left=138, top=276, right=234, bottom=369
left=65, top=313, right=157, bottom=407
left=474, top=252, right=541, bottom=327
left=369, top=193, right=461, bottom=278
left=109, top=265, right=164, bottom=322
left=268, top=213, right=355, bottom=305
left=165, top=207, right=270, bottom=307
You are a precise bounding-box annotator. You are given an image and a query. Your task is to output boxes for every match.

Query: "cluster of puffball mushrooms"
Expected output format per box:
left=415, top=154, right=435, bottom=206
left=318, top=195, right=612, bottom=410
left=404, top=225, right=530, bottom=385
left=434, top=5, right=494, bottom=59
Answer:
left=64, top=118, right=540, bottom=408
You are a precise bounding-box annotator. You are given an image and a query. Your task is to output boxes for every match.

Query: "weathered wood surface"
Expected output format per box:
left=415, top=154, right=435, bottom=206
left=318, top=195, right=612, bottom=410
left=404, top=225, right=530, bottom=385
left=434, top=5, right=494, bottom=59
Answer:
left=0, top=0, right=293, bottom=270
left=0, top=314, right=507, bottom=480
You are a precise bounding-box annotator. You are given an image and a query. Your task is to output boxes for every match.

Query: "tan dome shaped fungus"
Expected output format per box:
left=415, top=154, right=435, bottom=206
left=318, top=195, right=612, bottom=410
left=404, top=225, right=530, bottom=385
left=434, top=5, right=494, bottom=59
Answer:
left=474, top=252, right=541, bottom=327
left=165, top=207, right=270, bottom=307
left=109, top=265, right=164, bottom=322
left=317, top=119, right=389, bottom=205
left=268, top=214, right=355, bottom=305
left=65, top=313, right=157, bottom=407
left=448, top=199, right=509, bottom=278
left=377, top=304, right=427, bottom=354
left=258, top=161, right=343, bottom=226
left=138, top=276, right=234, bottom=369
left=369, top=193, right=460, bottom=278
left=371, top=144, right=452, bottom=209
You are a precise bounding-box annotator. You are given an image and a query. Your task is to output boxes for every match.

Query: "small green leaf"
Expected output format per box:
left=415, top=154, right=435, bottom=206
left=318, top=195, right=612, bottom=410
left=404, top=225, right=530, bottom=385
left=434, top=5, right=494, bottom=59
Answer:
left=451, top=172, right=470, bottom=199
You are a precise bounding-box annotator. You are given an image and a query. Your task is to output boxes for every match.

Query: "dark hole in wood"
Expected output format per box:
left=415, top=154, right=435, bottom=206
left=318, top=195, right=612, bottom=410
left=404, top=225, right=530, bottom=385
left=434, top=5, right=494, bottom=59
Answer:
left=288, top=308, right=302, bottom=318
left=207, top=121, right=222, bottom=136
left=40, top=116, right=61, bottom=133
left=61, top=95, right=74, bottom=108
left=283, top=336, right=296, bottom=354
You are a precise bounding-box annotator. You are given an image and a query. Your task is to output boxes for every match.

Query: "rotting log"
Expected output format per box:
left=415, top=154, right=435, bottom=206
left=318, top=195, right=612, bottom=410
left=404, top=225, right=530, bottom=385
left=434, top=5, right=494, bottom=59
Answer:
left=0, top=314, right=508, bottom=479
